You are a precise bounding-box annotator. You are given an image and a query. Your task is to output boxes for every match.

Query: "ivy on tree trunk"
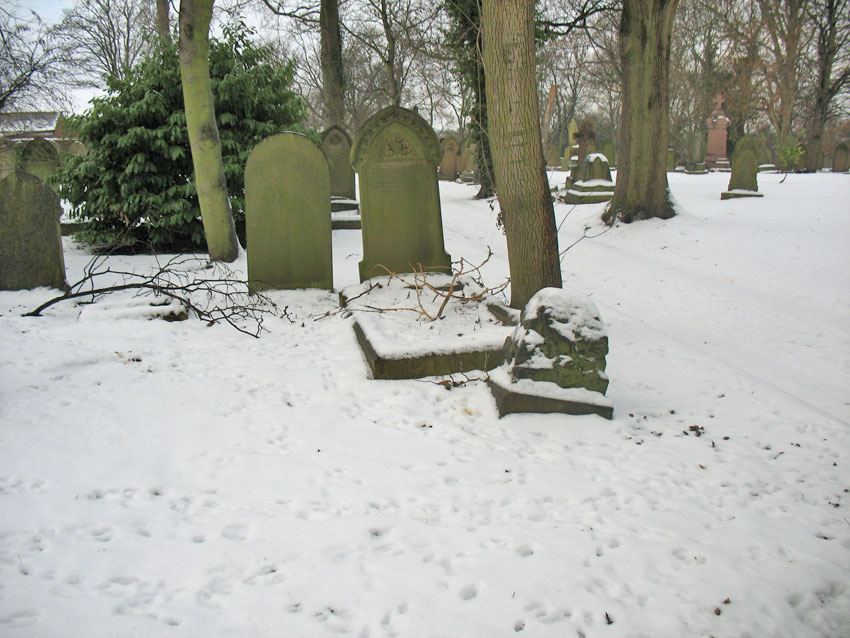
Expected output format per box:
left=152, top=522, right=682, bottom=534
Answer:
left=482, top=0, right=562, bottom=309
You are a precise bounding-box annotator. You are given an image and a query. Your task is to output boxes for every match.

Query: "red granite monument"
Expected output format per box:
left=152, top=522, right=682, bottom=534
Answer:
left=705, top=95, right=730, bottom=170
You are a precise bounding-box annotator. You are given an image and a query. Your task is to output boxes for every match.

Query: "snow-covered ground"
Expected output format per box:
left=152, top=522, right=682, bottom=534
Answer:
left=1, top=170, right=849, bottom=637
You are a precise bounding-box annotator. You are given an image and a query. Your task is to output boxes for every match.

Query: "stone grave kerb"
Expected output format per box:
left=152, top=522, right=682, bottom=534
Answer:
left=351, top=105, right=452, bottom=281
left=320, top=125, right=356, bottom=200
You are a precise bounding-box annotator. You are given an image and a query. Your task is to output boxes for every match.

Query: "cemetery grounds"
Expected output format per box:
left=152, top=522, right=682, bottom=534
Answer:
left=1, top=170, right=849, bottom=637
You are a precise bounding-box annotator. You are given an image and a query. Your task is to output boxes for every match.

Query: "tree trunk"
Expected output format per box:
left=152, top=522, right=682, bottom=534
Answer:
left=179, top=0, right=240, bottom=262
left=320, top=0, right=345, bottom=128
left=604, top=0, right=679, bottom=224
left=482, top=0, right=562, bottom=309
left=156, top=0, right=170, bottom=39
left=804, top=0, right=844, bottom=172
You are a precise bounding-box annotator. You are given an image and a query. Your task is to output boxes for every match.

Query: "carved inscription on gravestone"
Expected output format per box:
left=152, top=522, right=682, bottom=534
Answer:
left=351, top=106, right=451, bottom=282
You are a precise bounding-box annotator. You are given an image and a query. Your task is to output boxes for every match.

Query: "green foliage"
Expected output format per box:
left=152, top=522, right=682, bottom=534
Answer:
left=442, top=0, right=495, bottom=198
left=777, top=135, right=804, bottom=173
left=58, top=22, right=307, bottom=252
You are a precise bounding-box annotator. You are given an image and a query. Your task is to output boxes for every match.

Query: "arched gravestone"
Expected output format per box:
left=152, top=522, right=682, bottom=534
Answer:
left=601, top=140, right=616, bottom=167
left=439, top=136, right=460, bottom=179
left=0, top=171, right=68, bottom=291
left=351, top=106, right=452, bottom=282
left=19, top=138, right=60, bottom=188
left=833, top=142, right=849, bottom=173
left=245, top=133, right=332, bottom=291
left=320, top=126, right=355, bottom=200
left=721, top=135, right=763, bottom=199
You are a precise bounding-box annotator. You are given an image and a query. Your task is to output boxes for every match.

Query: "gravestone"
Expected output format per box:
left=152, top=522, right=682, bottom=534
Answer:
left=544, top=142, right=560, bottom=168
left=320, top=126, right=356, bottom=200
left=721, top=135, right=763, bottom=200
left=488, top=287, right=613, bottom=419
left=0, top=171, right=68, bottom=291
left=457, top=136, right=470, bottom=173
left=0, top=142, right=18, bottom=181
left=667, top=148, right=675, bottom=171
left=245, top=132, right=332, bottom=291
left=439, top=136, right=460, bottom=179
left=564, top=153, right=615, bottom=204
left=833, top=142, right=849, bottom=173
left=351, top=105, right=452, bottom=282
left=601, top=140, right=616, bottom=167
left=574, top=121, right=596, bottom=164
left=19, top=138, right=60, bottom=188
left=705, top=94, right=730, bottom=170
left=567, top=119, right=578, bottom=149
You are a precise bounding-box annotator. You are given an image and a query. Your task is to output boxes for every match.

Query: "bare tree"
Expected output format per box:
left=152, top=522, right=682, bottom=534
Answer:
left=802, top=0, right=850, bottom=170
left=56, top=0, right=157, bottom=85
left=0, top=5, right=69, bottom=111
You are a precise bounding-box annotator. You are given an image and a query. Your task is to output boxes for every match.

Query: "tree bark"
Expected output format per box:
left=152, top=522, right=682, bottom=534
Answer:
left=320, top=0, right=345, bottom=128
left=604, top=0, right=679, bottom=224
left=178, top=0, right=240, bottom=262
left=482, top=0, right=562, bottom=309
left=156, top=0, right=170, bottom=40
left=804, top=0, right=849, bottom=171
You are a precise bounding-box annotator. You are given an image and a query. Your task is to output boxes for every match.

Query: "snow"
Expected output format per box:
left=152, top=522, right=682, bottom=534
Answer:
left=2, top=170, right=850, bottom=636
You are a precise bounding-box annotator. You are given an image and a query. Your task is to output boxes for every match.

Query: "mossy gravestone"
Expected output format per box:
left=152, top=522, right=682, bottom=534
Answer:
left=320, top=126, right=355, bottom=200
left=19, top=138, right=60, bottom=189
left=0, top=171, right=68, bottom=291
left=722, top=135, right=763, bottom=199
left=834, top=142, right=849, bottom=173
left=351, top=106, right=451, bottom=282
left=245, top=133, right=332, bottom=292
left=439, top=136, right=460, bottom=179
left=564, top=154, right=615, bottom=205
left=488, top=287, right=612, bottom=419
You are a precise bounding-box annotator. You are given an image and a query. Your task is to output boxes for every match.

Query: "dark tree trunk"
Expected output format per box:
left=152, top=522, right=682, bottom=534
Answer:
left=604, top=0, right=679, bottom=224
left=482, top=0, right=562, bottom=309
left=320, top=0, right=345, bottom=128
left=156, top=0, right=170, bottom=39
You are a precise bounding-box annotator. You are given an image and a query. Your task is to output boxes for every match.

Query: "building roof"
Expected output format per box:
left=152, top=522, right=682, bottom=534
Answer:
left=0, top=111, right=63, bottom=136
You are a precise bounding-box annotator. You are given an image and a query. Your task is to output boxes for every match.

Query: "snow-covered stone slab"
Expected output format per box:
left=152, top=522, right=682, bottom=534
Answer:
left=331, top=208, right=361, bottom=229
left=341, top=273, right=512, bottom=379
left=720, top=189, right=764, bottom=200
left=488, top=368, right=613, bottom=419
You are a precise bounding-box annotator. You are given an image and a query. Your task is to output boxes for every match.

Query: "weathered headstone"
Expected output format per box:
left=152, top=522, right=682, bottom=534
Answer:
left=705, top=94, right=730, bottom=170
left=564, top=153, right=615, bottom=205
left=245, top=132, right=332, bottom=291
left=721, top=135, right=763, bottom=200
left=19, top=138, right=60, bottom=188
left=833, top=142, right=849, bottom=173
left=439, top=136, right=460, bottom=180
left=351, top=106, right=452, bottom=282
left=457, top=135, right=471, bottom=173
left=489, top=287, right=613, bottom=419
left=320, top=126, right=356, bottom=200
left=574, top=121, right=596, bottom=164
left=0, top=171, right=68, bottom=291
left=601, top=139, right=616, bottom=167
left=0, top=142, right=18, bottom=181
left=567, top=119, right=578, bottom=149
left=667, top=148, right=675, bottom=171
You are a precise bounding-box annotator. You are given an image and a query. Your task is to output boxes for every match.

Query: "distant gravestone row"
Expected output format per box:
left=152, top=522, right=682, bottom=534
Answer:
left=245, top=106, right=451, bottom=290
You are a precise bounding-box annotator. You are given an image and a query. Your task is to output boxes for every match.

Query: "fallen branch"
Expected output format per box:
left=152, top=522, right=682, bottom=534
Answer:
left=24, top=254, right=285, bottom=338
